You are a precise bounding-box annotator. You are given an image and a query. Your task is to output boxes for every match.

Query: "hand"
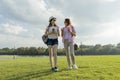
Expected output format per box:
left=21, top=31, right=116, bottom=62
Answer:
left=68, top=27, right=72, bottom=33
left=48, top=32, right=53, bottom=35
left=61, top=28, right=63, bottom=31
left=44, top=34, right=47, bottom=36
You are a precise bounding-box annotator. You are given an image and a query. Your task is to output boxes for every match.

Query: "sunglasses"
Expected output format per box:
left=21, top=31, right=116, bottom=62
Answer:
left=53, top=20, right=56, bottom=21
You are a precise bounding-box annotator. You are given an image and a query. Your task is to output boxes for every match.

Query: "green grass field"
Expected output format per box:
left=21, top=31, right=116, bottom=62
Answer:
left=0, top=55, right=120, bottom=80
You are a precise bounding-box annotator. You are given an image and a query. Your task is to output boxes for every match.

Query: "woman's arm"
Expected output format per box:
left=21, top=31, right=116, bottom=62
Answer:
left=45, top=32, right=52, bottom=36
left=45, top=27, right=52, bottom=36
left=70, top=31, right=76, bottom=36
left=57, top=29, right=60, bottom=36
left=68, top=26, right=76, bottom=36
left=61, top=28, right=64, bottom=37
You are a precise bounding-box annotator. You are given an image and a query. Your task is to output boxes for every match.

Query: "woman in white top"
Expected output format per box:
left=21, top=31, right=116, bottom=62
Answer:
left=45, top=16, right=60, bottom=72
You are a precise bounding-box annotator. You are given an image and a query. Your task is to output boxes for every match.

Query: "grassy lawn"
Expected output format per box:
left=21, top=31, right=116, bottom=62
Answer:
left=0, top=55, right=120, bottom=80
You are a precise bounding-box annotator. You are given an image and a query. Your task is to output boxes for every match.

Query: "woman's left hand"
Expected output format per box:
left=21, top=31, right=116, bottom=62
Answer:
left=68, top=27, right=76, bottom=36
left=68, top=27, right=72, bottom=33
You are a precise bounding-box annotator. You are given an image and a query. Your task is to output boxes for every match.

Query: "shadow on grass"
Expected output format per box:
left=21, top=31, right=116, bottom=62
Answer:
left=7, top=66, right=90, bottom=80
left=7, top=69, right=54, bottom=80
left=78, top=66, right=90, bottom=68
left=59, top=68, right=70, bottom=72
left=58, top=66, right=90, bottom=72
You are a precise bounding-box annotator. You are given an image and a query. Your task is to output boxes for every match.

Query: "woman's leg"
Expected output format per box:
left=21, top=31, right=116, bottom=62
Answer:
left=70, top=42, right=76, bottom=65
left=53, top=44, right=58, bottom=67
left=64, top=40, right=71, bottom=68
left=48, top=45, right=54, bottom=68
left=70, top=42, right=78, bottom=69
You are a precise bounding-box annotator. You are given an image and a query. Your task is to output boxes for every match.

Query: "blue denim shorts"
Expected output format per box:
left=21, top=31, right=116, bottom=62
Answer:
left=47, top=38, right=58, bottom=46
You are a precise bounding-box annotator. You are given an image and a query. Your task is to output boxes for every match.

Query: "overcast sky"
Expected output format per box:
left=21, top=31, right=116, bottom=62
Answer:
left=0, top=0, right=120, bottom=48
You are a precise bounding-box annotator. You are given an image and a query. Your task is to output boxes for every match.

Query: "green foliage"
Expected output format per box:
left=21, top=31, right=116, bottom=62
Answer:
left=117, top=43, right=120, bottom=48
left=0, top=43, right=120, bottom=55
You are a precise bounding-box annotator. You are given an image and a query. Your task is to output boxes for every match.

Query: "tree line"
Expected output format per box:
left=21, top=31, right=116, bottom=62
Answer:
left=0, top=43, right=120, bottom=55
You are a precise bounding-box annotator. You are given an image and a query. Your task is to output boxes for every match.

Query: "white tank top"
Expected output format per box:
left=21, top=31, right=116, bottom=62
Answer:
left=64, top=27, right=69, bottom=39
left=47, top=26, right=59, bottom=39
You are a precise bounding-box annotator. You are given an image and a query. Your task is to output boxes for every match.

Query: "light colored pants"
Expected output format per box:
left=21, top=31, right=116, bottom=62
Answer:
left=64, top=39, right=76, bottom=67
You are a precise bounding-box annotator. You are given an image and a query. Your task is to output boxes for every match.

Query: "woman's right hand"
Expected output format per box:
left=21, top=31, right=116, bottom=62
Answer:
left=48, top=32, right=53, bottom=35
left=61, top=28, right=63, bottom=37
left=61, top=28, right=63, bottom=31
left=45, top=32, right=52, bottom=36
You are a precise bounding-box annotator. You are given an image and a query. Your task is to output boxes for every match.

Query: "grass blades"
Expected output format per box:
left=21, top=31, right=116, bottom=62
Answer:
left=0, top=55, right=120, bottom=80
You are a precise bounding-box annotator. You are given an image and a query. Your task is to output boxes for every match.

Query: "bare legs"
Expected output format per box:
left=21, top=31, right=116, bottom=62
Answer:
left=48, top=45, right=58, bottom=68
left=53, top=45, right=58, bottom=67
left=48, top=46, right=54, bottom=68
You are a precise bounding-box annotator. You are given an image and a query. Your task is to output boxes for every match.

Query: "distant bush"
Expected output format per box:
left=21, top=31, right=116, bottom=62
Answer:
left=0, top=43, right=120, bottom=55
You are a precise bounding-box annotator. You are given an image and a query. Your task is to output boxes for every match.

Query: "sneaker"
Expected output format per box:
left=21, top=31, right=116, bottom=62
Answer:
left=73, top=64, right=78, bottom=69
left=54, top=67, right=58, bottom=72
left=51, top=68, right=55, bottom=71
left=68, top=66, right=72, bottom=70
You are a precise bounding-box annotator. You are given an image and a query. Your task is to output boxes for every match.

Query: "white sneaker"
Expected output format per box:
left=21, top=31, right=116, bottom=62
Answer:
left=54, top=67, right=59, bottom=72
left=68, top=66, right=72, bottom=70
left=73, top=64, right=78, bottom=69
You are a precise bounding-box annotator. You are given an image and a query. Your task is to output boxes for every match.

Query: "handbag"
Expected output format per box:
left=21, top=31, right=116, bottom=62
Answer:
left=42, top=34, right=48, bottom=45
left=74, top=43, right=78, bottom=50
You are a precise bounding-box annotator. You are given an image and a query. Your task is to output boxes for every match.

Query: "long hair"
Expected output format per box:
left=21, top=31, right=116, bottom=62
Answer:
left=64, top=18, right=71, bottom=26
left=48, top=18, right=57, bottom=27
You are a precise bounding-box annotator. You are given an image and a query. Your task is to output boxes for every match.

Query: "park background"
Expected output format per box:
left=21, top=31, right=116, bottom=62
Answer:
left=0, top=0, right=120, bottom=80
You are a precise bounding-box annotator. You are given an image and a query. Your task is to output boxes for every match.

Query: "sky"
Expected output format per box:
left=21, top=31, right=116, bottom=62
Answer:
left=0, top=0, right=120, bottom=48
